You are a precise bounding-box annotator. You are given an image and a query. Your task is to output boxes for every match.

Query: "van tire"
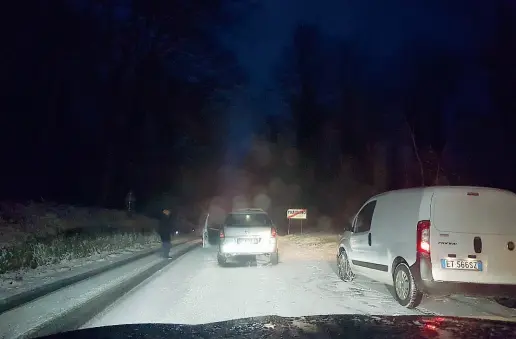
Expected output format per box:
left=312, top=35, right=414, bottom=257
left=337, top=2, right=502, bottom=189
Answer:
left=270, top=252, right=279, bottom=265
left=393, top=262, right=423, bottom=308
left=338, top=249, right=354, bottom=282
left=217, top=254, right=226, bottom=267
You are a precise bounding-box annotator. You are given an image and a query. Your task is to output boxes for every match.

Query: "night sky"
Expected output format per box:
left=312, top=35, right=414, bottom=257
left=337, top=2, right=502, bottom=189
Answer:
left=231, top=1, right=494, bottom=91
left=2, top=0, right=516, bottom=222
left=221, top=0, right=498, bottom=172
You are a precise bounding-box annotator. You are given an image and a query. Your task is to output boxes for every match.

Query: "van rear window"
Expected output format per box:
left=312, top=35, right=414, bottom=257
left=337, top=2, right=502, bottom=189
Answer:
left=225, top=213, right=273, bottom=227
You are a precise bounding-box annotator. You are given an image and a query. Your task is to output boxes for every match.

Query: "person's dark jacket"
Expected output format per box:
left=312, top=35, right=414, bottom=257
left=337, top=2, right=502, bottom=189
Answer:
left=158, top=210, right=172, bottom=242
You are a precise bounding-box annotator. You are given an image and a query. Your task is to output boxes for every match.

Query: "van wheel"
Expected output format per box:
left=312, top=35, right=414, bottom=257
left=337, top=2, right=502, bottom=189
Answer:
left=393, top=262, right=423, bottom=308
left=270, top=252, right=279, bottom=265
left=495, top=297, right=516, bottom=308
left=217, top=254, right=226, bottom=267
left=337, top=249, right=354, bottom=282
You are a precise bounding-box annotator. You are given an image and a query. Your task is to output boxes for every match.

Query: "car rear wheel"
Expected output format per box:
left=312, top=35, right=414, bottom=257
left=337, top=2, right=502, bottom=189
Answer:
left=393, top=262, right=423, bottom=308
left=270, top=252, right=279, bottom=265
left=337, top=249, right=354, bottom=282
left=217, top=254, right=226, bottom=267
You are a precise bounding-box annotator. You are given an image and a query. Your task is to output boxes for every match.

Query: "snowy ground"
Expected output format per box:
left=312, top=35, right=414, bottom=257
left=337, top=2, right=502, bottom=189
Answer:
left=84, top=234, right=516, bottom=328
left=279, top=233, right=340, bottom=261
left=0, top=242, right=200, bottom=339
left=0, top=236, right=191, bottom=300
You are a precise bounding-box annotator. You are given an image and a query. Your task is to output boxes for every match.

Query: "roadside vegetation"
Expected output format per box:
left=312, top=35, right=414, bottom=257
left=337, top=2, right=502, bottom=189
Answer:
left=0, top=202, right=162, bottom=274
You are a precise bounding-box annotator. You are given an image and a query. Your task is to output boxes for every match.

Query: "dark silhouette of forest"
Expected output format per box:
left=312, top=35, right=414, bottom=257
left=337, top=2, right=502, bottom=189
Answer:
left=2, top=1, right=516, bottom=229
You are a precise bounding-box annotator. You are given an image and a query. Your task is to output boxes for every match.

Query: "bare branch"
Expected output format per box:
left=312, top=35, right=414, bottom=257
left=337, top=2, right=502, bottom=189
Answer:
left=406, top=120, right=425, bottom=186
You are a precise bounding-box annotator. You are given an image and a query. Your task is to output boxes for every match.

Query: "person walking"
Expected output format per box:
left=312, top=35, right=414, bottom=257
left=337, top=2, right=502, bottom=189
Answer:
left=158, top=207, right=173, bottom=258
left=125, top=190, right=135, bottom=217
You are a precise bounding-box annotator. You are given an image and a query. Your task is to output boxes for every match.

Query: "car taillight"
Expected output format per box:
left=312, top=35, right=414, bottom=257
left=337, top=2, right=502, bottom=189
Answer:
left=417, top=220, right=430, bottom=256
left=219, top=229, right=225, bottom=238
left=271, top=227, right=277, bottom=238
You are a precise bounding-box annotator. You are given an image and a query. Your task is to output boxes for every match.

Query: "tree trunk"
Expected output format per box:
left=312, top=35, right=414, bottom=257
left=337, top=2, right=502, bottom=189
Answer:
left=407, top=121, right=425, bottom=186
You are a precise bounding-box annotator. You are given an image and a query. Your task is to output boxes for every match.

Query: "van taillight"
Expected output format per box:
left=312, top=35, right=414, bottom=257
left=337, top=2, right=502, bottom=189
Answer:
left=271, top=227, right=277, bottom=238
left=417, top=220, right=430, bottom=256
left=219, top=229, right=225, bottom=238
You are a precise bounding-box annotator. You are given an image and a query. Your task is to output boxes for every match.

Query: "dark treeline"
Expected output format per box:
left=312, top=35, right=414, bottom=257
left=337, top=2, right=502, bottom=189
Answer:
left=2, top=0, right=251, bottom=214
left=2, top=1, right=516, bottom=228
left=231, top=1, right=516, bottom=229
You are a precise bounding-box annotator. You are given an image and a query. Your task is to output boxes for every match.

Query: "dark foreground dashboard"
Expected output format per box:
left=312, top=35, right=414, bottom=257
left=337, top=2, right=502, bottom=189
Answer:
left=41, top=314, right=516, bottom=339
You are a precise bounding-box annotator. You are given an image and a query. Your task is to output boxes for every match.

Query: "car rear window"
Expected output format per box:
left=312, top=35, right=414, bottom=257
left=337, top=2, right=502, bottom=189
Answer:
left=225, top=213, right=273, bottom=227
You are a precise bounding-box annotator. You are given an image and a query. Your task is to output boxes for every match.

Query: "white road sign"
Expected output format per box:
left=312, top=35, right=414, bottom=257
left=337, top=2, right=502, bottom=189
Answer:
left=287, top=209, right=307, bottom=219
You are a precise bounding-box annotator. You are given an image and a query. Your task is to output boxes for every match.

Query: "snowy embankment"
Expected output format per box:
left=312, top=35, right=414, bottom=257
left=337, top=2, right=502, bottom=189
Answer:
left=279, top=233, right=340, bottom=261
left=0, top=202, right=186, bottom=295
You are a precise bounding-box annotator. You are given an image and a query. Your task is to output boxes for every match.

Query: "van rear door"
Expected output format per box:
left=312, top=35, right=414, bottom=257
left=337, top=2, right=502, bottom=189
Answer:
left=430, top=188, right=516, bottom=284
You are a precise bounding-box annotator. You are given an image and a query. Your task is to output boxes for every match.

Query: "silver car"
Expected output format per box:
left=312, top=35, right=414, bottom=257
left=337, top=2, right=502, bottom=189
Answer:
left=217, top=208, right=279, bottom=266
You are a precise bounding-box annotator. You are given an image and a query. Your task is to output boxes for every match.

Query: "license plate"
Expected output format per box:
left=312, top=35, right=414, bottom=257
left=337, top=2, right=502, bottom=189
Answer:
left=441, top=259, right=483, bottom=271
left=237, top=238, right=258, bottom=245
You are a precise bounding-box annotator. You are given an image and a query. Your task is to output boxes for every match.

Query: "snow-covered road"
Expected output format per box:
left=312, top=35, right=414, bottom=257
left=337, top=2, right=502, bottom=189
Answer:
left=83, top=245, right=516, bottom=328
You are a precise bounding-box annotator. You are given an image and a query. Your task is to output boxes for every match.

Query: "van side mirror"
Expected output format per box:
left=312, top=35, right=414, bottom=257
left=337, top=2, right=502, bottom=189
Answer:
left=343, top=221, right=353, bottom=233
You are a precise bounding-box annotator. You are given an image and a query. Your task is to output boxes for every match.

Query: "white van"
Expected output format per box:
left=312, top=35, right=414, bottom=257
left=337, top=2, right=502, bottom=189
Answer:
left=337, top=186, right=516, bottom=308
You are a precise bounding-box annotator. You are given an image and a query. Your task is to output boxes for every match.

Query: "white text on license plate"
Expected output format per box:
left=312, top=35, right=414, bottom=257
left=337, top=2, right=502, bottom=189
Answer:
left=441, top=259, right=483, bottom=271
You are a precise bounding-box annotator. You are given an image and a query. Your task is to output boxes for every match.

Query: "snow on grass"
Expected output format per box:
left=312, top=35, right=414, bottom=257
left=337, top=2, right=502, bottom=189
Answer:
left=0, top=235, right=190, bottom=295
left=0, top=201, right=163, bottom=275
left=0, top=202, right=159, bottom=246
left=279, top=233, right=340, bottom=261
left=0, top=232, right=161, bottom=274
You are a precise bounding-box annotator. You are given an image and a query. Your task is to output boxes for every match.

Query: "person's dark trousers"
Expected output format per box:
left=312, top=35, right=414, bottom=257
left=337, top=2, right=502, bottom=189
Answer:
left=159, top=233, right=171, bottom=258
